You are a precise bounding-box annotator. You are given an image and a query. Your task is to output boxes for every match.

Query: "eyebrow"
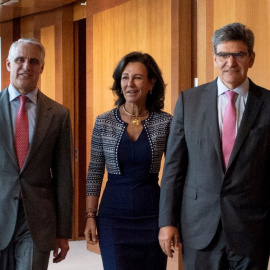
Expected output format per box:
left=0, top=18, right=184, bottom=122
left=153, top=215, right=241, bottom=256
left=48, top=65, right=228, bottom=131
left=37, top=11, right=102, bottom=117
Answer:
left=216, top=51, right=247, bottom=54
left=14, top=56, right=40, bottom=61
left=122, top=72, right=143, bottom=76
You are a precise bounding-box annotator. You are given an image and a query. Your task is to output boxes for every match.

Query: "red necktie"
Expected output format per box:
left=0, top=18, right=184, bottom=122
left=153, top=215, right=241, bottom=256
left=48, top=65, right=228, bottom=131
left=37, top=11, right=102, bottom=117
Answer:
left=15, top=96, right=29, bottom=169
left=222, top=91, right=238, bottom=167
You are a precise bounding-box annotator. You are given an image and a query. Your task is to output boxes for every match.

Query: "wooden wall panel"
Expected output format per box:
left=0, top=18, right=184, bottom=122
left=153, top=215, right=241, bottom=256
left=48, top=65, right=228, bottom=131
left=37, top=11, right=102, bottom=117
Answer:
left=0, top=21, right=13, bottom=89
left=177, top=0, right=191, bottom=94
left=197, top=0, right=270, bottom=89
left=0, top=19, right=20, bottom=89
left=92, top=0, right=171, bottom=120
left=20, top=16, right=34, bottom=38
left=73, top=1, right=86, bottom=21
left=197, top=0, right=214, bottom=86
left=40, top=26, right=55, bottom=100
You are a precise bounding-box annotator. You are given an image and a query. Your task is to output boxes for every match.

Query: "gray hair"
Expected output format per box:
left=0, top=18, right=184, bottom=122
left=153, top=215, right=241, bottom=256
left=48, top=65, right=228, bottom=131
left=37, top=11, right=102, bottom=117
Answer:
left=212, top=22, right=255, bottom=54
left=8, top=38, right=45, bottom=65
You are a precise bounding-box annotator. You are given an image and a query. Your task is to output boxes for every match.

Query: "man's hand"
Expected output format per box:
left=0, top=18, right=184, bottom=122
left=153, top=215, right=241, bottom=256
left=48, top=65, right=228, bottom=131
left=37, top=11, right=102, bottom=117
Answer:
left=53, top=238, right=69, bottom=263
left=158, top=226, right=179, bottom=258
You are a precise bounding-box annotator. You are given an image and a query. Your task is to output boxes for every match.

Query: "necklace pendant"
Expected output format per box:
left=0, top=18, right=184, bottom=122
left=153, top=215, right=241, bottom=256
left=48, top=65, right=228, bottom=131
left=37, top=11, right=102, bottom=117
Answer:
left=132, top=117, right=141, bottom=125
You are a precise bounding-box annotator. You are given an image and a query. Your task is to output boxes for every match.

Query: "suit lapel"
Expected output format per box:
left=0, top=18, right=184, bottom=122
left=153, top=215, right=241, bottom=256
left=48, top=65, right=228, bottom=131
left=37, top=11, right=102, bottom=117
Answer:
left=204, top=80, right=224, bottom=169
left=227, top=81, right=263, bottom=168
left=0, top=88, right=19, bottom=168
left=23, top=91, right=53, bottom=168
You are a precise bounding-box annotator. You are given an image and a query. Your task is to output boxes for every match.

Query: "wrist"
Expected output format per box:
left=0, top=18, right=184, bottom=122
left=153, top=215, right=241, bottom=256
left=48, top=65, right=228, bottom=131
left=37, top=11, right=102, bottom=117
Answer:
left=85, top=208, right=97, bottom=220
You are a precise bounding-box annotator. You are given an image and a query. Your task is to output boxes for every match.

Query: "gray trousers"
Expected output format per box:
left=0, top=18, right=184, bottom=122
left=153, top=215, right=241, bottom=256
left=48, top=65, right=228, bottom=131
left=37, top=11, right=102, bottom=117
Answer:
left=0, top=200, right=50, bottom=270
left=182, top=222, right=269, bottom=270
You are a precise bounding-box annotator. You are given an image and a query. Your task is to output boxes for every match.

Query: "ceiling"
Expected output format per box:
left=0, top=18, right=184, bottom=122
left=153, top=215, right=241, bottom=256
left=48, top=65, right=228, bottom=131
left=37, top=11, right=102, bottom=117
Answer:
left=0, top=0, right=79, bottom=23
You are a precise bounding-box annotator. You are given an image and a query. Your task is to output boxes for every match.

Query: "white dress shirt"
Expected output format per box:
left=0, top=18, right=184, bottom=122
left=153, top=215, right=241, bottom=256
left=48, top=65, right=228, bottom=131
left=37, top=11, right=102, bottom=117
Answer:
left=217, top=77, right=249, bottom=138
left=8, top=84, right=38, bottom=144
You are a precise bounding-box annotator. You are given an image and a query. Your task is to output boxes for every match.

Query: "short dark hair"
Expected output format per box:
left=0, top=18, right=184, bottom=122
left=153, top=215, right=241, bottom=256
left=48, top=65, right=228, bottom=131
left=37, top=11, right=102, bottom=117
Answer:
left=212, top=22, right=255, bottom=54
left=111, top=52, right=166, bottom=112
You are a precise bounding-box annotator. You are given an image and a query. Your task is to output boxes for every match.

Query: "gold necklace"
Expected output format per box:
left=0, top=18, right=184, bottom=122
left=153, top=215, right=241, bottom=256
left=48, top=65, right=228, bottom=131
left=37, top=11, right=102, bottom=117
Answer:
left=122, top=105, right=148, bottom=125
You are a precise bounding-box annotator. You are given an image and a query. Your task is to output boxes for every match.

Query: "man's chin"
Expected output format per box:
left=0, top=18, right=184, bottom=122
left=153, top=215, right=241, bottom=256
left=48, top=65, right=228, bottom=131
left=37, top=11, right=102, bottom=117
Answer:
left=15, top=85, right=36, bottom=95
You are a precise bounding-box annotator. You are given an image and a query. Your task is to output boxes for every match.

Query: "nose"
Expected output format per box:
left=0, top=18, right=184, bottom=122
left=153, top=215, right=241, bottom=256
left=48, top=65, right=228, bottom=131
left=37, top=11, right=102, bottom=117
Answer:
left=22, top=59, right=31, bottom=69
left=127, top=79, right=135, bottom=87
left=227, top=55, right=237, bottom=65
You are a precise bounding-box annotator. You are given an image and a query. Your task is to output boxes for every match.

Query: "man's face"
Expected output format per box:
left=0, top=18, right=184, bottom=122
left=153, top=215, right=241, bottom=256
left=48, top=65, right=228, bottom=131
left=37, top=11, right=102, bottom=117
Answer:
left=213, top=40, right=255, bottom=90
left=6, top=43, right=44, bottom=95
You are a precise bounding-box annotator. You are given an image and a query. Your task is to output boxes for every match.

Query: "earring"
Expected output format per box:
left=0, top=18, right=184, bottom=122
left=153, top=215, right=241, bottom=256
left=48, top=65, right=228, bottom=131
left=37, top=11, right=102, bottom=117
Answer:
left=121, top=89, right=123, bottom=94
left=149, top=89, right=152, bottom=95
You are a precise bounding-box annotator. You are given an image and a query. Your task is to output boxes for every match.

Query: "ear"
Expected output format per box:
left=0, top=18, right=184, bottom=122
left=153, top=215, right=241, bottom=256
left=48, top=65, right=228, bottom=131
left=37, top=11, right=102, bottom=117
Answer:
left=213, top=52, right=218, bottom=68
left=6, top=58, right=11, bottom=72
left=248, top=52, right=255, bottom=68
left=40, top=63, right=45, bottom=74
left=150, top=78, right=156, bottom=88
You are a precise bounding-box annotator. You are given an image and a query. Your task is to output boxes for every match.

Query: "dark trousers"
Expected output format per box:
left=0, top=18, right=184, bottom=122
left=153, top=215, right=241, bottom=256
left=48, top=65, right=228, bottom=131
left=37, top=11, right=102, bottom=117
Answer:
left=182, top=223, right=269, bottom=270
left=0, top=200, right=50, bottom=270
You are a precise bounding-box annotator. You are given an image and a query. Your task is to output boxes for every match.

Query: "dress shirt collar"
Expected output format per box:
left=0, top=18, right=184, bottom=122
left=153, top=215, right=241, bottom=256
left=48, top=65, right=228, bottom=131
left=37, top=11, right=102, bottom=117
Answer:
left=217, top=77, right=249, bottom=98
left=8, top=84, right=38, bottom=105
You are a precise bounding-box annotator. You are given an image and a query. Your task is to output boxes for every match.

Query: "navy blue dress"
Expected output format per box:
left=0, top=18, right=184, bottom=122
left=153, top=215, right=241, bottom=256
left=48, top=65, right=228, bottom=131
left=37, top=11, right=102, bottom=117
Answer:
left=97, top=128, right=167, bottom=270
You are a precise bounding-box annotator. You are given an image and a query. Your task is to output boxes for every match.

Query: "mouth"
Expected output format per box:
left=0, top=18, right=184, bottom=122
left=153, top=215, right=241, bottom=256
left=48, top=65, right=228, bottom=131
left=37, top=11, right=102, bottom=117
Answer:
left=225, top=69, right=239, bottom=73
left=126, top=90, right=138, bottom=94
left=19, top=73, right=31, bottom=77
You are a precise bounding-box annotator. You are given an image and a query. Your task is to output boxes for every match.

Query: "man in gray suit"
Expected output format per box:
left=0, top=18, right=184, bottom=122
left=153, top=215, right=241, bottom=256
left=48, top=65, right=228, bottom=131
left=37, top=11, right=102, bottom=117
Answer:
left=159, top=23, right=270, bottom=269
left=0, top=38, right=73, bottom=269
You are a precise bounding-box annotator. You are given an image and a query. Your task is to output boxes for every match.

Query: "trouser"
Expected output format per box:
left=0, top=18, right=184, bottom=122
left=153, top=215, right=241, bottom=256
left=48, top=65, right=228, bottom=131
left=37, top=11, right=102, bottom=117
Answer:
left=0, top=200, right=50, bottom=270
left=182, top=223, right=269, bottom=270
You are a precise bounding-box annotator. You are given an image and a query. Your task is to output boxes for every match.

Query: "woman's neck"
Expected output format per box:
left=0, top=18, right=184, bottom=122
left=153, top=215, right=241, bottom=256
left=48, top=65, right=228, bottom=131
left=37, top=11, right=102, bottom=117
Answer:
left=124, top=102, right=148, bottom=116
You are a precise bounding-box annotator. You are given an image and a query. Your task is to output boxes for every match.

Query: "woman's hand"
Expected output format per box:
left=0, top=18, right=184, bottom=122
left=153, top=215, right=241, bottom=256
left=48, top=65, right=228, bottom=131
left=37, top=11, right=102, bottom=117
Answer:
left=84, top=218, right=99, bottom=245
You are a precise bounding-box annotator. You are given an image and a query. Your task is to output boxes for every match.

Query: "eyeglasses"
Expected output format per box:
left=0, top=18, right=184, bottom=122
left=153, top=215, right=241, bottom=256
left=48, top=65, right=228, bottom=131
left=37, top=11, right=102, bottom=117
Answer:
left=215, top=51, right=250, bottom=62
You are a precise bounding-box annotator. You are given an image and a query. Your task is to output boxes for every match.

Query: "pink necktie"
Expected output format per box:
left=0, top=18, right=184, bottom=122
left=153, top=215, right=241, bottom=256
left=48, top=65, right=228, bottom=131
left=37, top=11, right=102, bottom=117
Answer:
left=15, top=96, right=29, bottom=169
left=222, top=91, right=238, bottom=167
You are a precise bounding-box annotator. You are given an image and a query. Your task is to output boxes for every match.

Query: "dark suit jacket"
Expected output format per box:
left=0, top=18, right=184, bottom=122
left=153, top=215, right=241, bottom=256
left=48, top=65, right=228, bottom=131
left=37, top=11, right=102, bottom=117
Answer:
left=159, top=78, right=270, bottom=257
left=0, top=87, right=73, bottom=252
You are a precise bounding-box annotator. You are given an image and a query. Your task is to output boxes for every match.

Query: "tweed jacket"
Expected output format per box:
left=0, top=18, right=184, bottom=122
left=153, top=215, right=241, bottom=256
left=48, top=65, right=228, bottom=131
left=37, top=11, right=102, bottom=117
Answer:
left=86, top=107, right=172, bottom=196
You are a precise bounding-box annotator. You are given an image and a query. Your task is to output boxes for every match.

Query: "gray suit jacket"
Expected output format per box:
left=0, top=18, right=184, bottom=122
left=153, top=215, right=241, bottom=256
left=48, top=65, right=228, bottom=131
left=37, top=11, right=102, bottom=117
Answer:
left=0, top=87, right=73, bottom=252
left=159, top=79, right=270, bottom=257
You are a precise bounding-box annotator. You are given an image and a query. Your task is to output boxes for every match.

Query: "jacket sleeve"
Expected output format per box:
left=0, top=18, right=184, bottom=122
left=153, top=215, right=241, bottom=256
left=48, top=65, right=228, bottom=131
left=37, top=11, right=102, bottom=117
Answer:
left=159, top=92, right=188, bottom=229
left=52, top=108, right=73, bottom=238
left=86, top=117, right=105, bottom=197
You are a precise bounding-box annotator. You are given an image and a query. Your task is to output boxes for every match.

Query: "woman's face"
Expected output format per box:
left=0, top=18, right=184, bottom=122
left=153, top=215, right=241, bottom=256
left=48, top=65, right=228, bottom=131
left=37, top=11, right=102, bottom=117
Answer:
left=120, top=62, right=155, bottom=105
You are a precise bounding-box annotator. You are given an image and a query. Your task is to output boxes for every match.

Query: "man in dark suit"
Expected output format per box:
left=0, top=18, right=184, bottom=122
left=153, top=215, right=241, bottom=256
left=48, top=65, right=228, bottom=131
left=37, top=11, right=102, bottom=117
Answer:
left=159, top=22, right=270, bottom=269
left=0, top=38, right=73, bottom=269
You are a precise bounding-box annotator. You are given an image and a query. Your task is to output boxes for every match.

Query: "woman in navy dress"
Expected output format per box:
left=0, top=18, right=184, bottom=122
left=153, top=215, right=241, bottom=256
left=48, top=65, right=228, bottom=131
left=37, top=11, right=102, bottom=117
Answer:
left=85, top=52, right=172, bottom=270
